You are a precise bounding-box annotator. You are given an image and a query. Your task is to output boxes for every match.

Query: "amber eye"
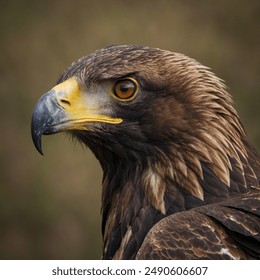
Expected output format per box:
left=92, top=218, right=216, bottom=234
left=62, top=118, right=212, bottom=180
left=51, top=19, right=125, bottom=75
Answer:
left=112, top=78, right=138, bottom=101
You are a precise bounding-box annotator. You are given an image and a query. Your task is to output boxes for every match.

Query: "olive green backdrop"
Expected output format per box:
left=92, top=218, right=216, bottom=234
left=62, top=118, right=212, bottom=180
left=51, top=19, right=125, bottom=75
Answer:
left=0, top=0, right=259, bottom=259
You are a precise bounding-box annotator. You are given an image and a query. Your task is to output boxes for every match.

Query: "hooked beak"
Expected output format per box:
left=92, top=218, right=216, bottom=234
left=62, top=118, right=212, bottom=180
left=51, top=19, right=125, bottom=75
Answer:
left=31, top=78, right=122, bottom=155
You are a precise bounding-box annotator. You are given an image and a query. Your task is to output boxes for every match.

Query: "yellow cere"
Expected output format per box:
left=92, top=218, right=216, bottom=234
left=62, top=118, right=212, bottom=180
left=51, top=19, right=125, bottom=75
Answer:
left=53, top=78, right=123, bottom=127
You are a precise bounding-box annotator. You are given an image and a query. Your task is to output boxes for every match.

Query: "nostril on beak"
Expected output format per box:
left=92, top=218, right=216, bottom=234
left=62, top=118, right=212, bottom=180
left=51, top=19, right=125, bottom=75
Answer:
left=60, top=99, right=71, bottom=107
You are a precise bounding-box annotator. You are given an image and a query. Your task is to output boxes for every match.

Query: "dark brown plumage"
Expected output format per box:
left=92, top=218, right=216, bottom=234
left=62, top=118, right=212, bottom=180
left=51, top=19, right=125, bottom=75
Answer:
left=31, top=45, right=260, bottom=259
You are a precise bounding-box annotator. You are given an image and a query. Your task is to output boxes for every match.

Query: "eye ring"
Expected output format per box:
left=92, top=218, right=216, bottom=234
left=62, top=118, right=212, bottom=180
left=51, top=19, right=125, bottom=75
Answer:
left=112, top=78, right=138, bottom=101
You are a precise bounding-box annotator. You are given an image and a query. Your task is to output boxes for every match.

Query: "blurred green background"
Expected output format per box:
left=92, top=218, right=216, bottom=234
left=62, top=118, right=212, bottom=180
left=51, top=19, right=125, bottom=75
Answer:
left=0, top=0, right=259, bottom=259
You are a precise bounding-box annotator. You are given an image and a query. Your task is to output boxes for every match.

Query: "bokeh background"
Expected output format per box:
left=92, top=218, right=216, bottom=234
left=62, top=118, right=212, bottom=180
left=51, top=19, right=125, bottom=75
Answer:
left=0, top=0, right=259, bottom=259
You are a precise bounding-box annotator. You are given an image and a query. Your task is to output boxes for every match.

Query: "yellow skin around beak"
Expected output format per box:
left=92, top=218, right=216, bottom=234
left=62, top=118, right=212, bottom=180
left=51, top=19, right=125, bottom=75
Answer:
left=54, top=78, right=123, bottom=130
left=31, top=77, right=122, bottom=154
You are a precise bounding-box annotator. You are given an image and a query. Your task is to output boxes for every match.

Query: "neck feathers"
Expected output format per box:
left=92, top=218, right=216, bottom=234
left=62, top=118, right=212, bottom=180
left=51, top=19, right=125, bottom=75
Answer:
left=100, top=128, right=260, bottom=259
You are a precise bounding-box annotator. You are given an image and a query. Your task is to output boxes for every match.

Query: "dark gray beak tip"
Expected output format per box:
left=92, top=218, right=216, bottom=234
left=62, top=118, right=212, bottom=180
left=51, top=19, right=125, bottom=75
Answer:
left=31, top=131, right=44, bottom=155
left=32, top=136, right=44, bottom=155
left=31, top=110, right=45, bottom=156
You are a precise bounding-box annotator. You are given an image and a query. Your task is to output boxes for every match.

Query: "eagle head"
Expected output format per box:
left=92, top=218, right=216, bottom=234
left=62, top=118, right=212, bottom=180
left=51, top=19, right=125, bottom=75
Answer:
left=32, top=45, right=256, bottom=200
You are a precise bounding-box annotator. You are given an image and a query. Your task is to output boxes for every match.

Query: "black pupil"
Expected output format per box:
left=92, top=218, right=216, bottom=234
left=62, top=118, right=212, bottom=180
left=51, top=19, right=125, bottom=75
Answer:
left=120, top=82, right=132, bottom=93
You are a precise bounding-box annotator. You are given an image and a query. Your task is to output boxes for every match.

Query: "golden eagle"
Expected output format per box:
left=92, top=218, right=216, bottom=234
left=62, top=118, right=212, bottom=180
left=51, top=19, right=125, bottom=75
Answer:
left=31, top=45, right=260, bottom=259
